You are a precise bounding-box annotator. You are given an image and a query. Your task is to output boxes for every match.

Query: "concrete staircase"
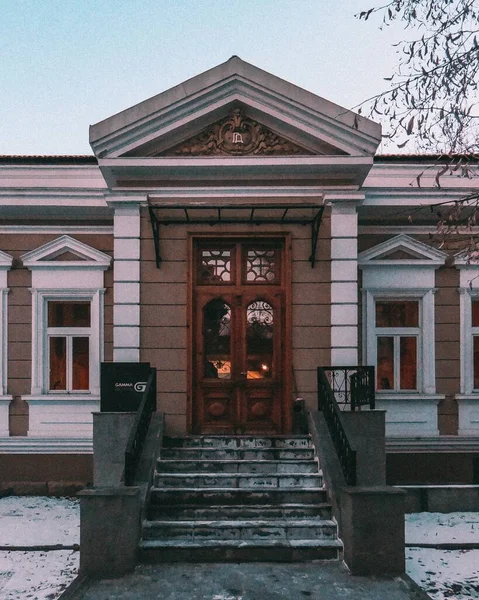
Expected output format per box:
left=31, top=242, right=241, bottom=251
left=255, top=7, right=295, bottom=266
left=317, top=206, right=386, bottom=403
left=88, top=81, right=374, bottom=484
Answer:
left=139, top=434, right=342, bottom=562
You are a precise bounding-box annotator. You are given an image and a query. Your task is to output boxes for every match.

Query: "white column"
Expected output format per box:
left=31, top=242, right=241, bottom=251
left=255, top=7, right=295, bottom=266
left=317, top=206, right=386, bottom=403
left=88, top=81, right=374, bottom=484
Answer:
left=330, top=201, right=359, bottom=366
left=113, top=203, right=141, bottom=362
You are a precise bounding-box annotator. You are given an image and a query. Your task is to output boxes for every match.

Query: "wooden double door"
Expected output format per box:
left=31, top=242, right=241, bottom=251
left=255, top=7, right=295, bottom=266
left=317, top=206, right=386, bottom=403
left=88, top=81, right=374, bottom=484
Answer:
left=192, top=239, right=289, bottom=434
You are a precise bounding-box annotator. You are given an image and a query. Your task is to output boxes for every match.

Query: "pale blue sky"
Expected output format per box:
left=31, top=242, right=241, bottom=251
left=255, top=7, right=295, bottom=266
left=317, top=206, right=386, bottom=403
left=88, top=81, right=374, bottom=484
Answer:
left=0, top=0, right=405, bottom=154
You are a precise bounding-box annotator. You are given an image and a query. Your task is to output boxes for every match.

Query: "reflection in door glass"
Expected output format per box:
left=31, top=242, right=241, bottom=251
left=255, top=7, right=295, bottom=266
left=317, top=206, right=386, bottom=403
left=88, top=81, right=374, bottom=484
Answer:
left=246, top=300, right=273, bottom=378
left=203, top=299, right=231, bottom=379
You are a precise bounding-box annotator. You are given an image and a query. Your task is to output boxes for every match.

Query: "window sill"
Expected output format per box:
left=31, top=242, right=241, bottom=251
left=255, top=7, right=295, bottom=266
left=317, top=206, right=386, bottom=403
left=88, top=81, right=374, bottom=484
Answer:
left=456, top=394, right=479, bottom=400
left=376, top=393, right=444, bottom=401
left=24, top=394, right=100, bottom=403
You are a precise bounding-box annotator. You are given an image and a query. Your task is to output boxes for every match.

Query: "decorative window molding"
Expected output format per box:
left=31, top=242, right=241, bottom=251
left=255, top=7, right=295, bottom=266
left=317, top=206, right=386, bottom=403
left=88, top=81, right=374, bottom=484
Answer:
left=358, top=234, right=448, bottom=267
left=359, top=235, right=446, bottom=436
left=21, top=237, right=111, bottom=437
left=0, top=250, right=13, bottom=436
left=21, top=234, right=111, bottom=270
left=455, top=257, right=479, bottom=435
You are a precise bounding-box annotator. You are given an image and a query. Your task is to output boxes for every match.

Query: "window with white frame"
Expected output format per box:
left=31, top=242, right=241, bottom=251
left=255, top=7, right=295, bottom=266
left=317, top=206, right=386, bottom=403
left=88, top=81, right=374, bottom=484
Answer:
left=359, top=234, right=447, bottom=397
left=47, top=300, right=92, bottom=392
left=375, top=300, right=420, bottom=391
left=455, top=261, right=479, bottom=396
left=472, top=299, right=479, bottom=391
left=21, top=235, right=111, bottom=399
left=31, top=289, right=103, bottom=396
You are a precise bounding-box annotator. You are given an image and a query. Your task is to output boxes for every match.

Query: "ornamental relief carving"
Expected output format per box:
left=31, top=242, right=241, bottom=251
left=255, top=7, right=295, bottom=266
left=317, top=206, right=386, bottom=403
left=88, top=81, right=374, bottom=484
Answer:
left=158, top=109, right=314, bottom=156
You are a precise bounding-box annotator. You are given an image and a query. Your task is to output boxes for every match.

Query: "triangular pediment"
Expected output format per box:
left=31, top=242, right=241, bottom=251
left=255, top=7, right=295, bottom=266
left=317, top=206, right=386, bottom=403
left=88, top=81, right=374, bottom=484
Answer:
left=21, top=235, right=111, bottom=269
left=90, top=56, right=381, bottom=159
left=139, top=109, right=317, bottom=157
left=359, top=235, right=447, bottom=266
left=0, top=250, right=13, bottom=270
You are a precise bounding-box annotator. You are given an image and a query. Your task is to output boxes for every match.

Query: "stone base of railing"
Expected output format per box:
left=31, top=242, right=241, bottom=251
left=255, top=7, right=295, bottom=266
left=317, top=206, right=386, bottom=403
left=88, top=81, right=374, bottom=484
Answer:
left=340, top=486, right=406, bottom=576
left=79, top=485, right=142, bottom=577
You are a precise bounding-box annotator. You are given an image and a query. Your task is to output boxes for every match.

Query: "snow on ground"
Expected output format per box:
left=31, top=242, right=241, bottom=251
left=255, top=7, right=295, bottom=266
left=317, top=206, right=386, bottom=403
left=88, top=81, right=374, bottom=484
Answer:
left=406, top=511, right=479, bottom=546
left=0, top=549, right=78, bottom=600
left=405, top=511, right=479, bottom=600
left=407, top=548, right=479, bottom=599
left=0, top=495, right=79, bottom=547
left=0, top=497, right=478, bottom=600
left=0, top=496, right=79, bottom=600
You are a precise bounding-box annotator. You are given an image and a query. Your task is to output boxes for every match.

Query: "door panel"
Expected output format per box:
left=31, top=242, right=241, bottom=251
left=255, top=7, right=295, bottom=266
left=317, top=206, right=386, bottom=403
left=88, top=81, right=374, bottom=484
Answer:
left=192, top=240, right=288, bottom=434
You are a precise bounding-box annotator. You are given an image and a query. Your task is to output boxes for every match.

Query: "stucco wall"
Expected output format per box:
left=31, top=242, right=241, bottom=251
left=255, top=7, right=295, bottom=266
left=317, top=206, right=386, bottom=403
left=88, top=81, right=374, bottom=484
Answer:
left=139, top=208, right=331, bottom=435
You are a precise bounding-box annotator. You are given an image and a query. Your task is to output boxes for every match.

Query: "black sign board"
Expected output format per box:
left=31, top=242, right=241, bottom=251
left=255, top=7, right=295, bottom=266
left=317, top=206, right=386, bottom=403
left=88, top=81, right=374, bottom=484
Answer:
left=100, top=362, right=152, bottom=412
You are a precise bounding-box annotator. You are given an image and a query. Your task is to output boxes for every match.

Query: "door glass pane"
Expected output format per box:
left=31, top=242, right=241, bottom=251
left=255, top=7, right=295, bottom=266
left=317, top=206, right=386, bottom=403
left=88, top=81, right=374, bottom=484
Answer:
left=246, top=300, right=273, bottom=379
left=474, top=336, right=479, bottom=389
left=376, top=301, right=419, bottom=327
left=203, top=299, right=231, bottom=379
left=400, top=336, right=417, bottom=389
left=72, top=337, right=90, bottom=390
left=48, top=301, right=91, bottom=327
left=49, top=337, right=66, bottom=390
left=198, top=249, right=231, bottom=284
left=377, top=336, right=394, bottom=390
left=245, top=248, right=279, bottom=283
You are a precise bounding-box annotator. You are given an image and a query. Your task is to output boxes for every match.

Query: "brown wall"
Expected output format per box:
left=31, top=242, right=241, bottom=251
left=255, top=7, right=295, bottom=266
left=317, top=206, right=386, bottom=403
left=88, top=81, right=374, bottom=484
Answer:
left=139, top=208, right=331, bottom=435
left=1, top=232, right=113, bottom=435
left=435, top=266, right=460, bottom=434
left=387, top=453, right=476, bottom=485
left=0, top=454, right=92, bottom=492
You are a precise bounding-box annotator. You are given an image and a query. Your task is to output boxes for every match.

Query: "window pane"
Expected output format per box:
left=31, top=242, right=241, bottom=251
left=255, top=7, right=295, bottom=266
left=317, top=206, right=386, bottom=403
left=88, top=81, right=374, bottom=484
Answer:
left=198, top=249, right=231, bottom=284
left=377, top=337, right=394, bottom=390
left=48, top=302, right=91, bottom=327
left=72, top=337, right=89, bottom=390
left=472, top=301, right=479, bottom=327
left=474, top=337, right=479, bottom=389
left=246, top=300, right=273, bottom=379
left=400, top=337, right=417, bottom=389
left=245, top=248, right=279, bottom=283
left=49, top=337, right=66, bottom=390
left=203, top=299, right=231, bottom=379
left=376, top=301, right=419, bottom=328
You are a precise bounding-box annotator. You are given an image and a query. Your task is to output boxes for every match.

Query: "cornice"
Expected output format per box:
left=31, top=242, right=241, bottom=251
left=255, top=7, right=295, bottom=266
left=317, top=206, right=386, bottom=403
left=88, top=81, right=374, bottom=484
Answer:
left=90, top=59, right=381, bottom=159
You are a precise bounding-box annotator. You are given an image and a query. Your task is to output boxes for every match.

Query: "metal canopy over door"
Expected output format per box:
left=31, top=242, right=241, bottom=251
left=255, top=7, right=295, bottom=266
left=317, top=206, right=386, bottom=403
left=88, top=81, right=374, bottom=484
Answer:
left=192, top=239, right=290, bottom=434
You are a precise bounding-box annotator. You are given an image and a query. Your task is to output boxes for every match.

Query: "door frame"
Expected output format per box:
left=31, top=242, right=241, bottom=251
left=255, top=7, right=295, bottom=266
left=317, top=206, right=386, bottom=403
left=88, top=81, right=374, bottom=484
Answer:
left=187, top=232, right=293, bottom=434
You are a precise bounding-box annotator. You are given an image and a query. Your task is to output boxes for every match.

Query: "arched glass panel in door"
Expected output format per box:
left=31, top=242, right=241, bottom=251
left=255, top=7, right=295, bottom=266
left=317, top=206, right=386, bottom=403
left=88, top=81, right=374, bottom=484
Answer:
left=203, top=299, right=232, bottom=379
left=246, top=300, right=274, bottom=379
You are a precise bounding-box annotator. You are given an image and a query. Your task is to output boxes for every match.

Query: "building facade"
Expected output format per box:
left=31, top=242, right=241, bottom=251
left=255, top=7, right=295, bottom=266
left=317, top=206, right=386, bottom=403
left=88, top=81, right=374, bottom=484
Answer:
left=1, top=57, right=478, bottom=489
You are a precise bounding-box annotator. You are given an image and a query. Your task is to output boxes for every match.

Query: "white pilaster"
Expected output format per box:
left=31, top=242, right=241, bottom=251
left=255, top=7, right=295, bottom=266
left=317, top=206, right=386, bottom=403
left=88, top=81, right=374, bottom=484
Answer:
left=112, top=202, right=142, bottom=362
left=330, top=202, right=358, bottom=365
left=0, top=252, right=13, bottom=436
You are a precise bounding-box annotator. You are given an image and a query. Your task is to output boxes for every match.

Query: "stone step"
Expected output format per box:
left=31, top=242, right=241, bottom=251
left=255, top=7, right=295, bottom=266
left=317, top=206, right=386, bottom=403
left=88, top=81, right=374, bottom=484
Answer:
left=160, top=447, right=315, bottom=460
left=139, top=538, right=341, bottom=562
left=142, top=518, right=337, bottom=541
left=156, top=459, right=319, bottom=474
left=163, top=435, right=312, bottom=449
left=154, top=472, right=323, bottom=489
left=147, top=503, right=332, bottom=521
left=149, top=487, right=328, bottom=506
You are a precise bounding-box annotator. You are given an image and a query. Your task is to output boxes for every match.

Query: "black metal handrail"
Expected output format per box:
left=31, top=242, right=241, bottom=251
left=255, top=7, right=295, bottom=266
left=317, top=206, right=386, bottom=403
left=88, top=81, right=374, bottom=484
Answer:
left=322, top=366, right=375, bottom=411
left=317, top=367, right=357, bottom=486
left=124, top=369, right=157, bottom=486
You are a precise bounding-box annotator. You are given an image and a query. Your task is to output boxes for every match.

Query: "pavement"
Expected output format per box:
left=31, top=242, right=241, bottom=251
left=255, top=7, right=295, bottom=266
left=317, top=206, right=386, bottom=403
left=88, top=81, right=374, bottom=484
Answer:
left=62, top=561, right=430, bottom=600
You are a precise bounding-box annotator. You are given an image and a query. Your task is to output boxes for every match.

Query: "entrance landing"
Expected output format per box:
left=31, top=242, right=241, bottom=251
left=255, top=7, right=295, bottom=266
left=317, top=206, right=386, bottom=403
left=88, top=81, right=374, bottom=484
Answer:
left=65, top=562, right=421, bottom=599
